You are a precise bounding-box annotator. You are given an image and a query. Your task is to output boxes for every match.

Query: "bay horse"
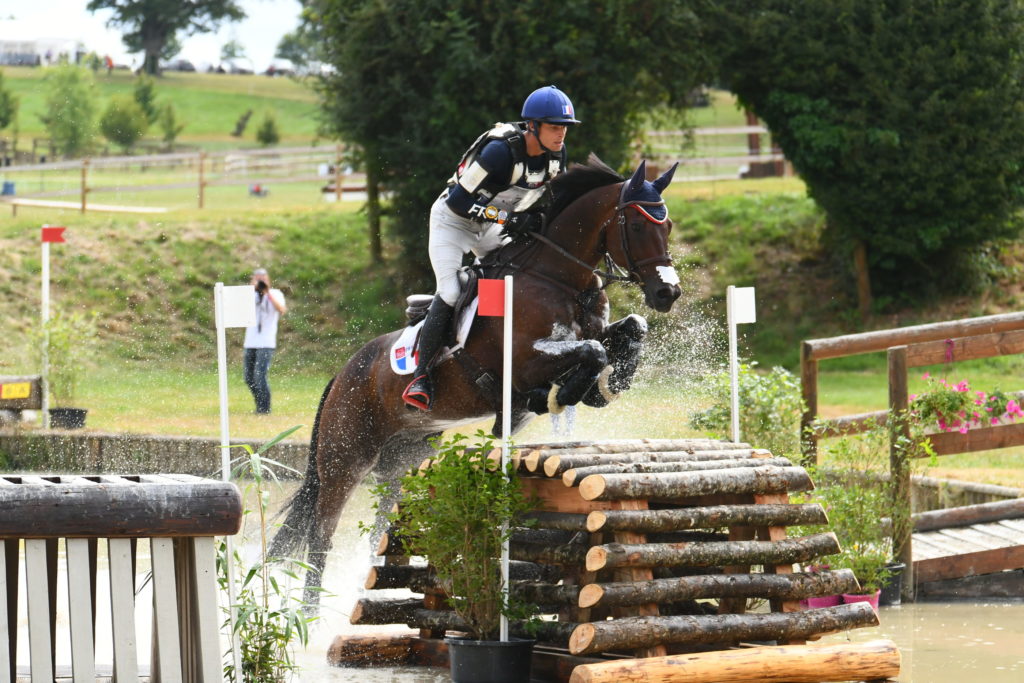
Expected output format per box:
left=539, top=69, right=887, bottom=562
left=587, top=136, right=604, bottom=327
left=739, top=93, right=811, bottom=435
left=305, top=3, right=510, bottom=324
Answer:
left=271, top=156, right=682, bottom=606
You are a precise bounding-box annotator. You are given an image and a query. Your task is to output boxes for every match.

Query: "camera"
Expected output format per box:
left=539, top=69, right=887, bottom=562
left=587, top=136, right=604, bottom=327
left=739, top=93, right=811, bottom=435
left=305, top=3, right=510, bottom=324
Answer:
left=256, top=280, right=268, bottom=293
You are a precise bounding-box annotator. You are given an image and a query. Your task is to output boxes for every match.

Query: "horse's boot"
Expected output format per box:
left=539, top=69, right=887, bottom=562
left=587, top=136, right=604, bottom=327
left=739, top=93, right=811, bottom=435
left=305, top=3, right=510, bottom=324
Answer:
left=402, top=296, right=455, bottom=411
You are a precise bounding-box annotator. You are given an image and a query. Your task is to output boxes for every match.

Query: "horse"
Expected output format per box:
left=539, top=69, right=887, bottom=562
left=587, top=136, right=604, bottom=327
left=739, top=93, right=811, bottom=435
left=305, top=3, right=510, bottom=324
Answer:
left=270, top=155, right=682, bottom=606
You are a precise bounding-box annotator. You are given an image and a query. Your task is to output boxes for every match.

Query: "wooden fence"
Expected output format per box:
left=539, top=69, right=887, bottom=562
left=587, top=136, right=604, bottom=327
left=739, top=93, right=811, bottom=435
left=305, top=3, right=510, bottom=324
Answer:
left=0, top=474, right=241, bottom=682
left=800, top=310, right=1024, bottom=599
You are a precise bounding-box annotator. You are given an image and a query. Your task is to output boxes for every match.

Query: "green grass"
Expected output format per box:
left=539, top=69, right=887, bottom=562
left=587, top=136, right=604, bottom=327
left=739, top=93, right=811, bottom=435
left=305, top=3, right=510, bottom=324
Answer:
left=2, top=66, right=320, bottom=148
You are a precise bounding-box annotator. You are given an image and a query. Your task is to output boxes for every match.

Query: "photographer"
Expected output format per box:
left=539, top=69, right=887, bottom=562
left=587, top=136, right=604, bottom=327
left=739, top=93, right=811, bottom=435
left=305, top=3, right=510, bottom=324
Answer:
left=243, top=267, right=287, bottom=414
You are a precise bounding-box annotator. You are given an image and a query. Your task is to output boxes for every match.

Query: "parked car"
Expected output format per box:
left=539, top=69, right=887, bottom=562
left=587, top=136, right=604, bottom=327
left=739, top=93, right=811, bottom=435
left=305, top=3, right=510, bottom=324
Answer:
left=162, top=59, right=196, bottom=72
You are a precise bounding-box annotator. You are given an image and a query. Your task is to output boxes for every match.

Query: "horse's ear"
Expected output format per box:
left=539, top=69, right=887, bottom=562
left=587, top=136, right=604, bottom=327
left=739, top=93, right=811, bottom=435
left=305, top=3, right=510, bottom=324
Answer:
left=651, top=162, right=679, bottom=194
left=626, top=160, right=647, bottom=195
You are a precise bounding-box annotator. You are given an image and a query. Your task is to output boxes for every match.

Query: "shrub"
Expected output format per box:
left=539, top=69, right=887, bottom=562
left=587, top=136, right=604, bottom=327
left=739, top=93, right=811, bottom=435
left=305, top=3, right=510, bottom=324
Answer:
left=35, top=311, right=99, bottom=407
left=255, top=112, right=280, bottom=146
left=39, top=64, right=98, bottom=157
left=157, top=102, right=186, bottom=146
left=100, top=95, right=149, bottom=152
left=133, top=74, right=159, bottom=124
left=0, top=68, right=17, bottom=132
left=688, top=362, right=804, bottom=458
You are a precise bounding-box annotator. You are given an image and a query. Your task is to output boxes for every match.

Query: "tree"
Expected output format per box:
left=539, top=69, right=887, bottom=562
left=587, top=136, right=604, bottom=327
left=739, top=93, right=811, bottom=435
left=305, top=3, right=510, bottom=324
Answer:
left=0, top=68, right=18, bottom=132
left=87, top=0, right=245, bottom=75
left=39, top=65, right=98, bottom=157
left=709, top=0, right=1024, bottom=306
left=275, top=26, right=321, bottom=72
left=255, top=111, right=280, bottom=146
left=157, top=101, right=185, bottom=147
left=309, top=0, right=708, bottom=275
left=220, top=38, right=246, bottom=63
left=100, top=95, right=149, bottom=152
left=133, top=74, right=159, bottom=124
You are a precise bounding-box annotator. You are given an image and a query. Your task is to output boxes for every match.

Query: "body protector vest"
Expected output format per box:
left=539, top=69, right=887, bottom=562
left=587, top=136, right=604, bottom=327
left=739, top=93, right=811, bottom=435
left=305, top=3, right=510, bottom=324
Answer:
left=447, top=122, right=564, bottom=217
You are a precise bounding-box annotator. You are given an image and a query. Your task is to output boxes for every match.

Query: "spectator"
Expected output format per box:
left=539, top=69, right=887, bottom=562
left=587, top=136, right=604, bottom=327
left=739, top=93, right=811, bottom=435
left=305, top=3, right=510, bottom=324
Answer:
left=243, top=267, right=287, bottom=414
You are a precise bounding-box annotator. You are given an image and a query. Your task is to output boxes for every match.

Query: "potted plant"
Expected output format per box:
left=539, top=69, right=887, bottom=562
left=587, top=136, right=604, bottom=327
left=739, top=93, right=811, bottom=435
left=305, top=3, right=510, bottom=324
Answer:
left=38, top=311, right=98, bottom=429
left=375, top=431, right=539, bottom=683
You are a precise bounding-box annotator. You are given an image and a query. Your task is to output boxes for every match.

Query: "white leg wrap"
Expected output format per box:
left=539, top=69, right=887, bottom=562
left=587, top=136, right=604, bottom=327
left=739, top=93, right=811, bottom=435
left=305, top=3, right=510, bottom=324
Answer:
left=598, top=365, right=618, bottom=403
left=548, top=384, right=565, bottom=415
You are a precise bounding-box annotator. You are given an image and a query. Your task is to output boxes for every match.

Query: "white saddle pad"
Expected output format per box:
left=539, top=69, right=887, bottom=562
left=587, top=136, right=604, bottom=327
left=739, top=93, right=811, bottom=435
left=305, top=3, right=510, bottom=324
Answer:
left=389, top=297, right=480, bottom=375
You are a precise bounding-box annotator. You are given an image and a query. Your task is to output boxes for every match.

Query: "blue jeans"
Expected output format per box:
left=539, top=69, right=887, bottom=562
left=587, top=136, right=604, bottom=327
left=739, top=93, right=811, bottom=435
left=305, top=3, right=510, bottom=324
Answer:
left=244, top=348, right=275, bottom=414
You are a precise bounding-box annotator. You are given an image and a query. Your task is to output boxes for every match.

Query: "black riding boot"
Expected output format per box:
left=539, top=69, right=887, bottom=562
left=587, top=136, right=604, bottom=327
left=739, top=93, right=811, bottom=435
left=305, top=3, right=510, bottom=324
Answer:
left=402, top=296, right=455, bottom=411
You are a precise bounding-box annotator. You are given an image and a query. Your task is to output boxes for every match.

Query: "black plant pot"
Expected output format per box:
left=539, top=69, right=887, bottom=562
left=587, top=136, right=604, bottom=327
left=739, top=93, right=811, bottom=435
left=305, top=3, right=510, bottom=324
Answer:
left=49, top=407, right=87, bottom=430
left=446, top=637, right=535, bottom=683
left=879, top=562, right=907, bottom=606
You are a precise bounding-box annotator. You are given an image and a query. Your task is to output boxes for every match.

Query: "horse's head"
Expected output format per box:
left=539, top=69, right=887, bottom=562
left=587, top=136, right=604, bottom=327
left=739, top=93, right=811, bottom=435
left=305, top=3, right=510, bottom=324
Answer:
left=607, top=161, right=681, bottom=313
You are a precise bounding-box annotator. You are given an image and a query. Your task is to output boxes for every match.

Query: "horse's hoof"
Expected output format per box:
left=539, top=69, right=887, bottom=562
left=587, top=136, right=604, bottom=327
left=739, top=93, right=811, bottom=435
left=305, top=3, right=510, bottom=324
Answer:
left=547, top=384, right=565, bottom=415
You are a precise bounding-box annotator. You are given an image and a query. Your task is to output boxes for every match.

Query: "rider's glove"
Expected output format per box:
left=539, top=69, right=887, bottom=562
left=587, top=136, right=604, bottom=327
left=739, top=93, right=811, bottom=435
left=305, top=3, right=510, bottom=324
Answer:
left=501, top=211, right=544, bottom=236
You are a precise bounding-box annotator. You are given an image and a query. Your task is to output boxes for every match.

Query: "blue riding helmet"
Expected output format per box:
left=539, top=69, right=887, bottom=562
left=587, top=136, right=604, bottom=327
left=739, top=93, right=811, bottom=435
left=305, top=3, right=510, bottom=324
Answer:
left=522, top=86, right=581, bottom=125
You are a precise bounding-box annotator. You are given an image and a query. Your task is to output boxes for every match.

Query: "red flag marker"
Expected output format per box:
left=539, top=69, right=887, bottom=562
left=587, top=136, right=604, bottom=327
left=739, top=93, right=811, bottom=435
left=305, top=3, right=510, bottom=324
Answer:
left=41, top=226, right=66, bottom=243
left=478, top=278, right=505, bottom=316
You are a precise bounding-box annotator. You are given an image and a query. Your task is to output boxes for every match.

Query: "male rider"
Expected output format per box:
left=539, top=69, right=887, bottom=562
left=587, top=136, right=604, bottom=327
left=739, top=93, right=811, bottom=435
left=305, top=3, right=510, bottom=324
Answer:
left=402, top=85, right=581, bottom=411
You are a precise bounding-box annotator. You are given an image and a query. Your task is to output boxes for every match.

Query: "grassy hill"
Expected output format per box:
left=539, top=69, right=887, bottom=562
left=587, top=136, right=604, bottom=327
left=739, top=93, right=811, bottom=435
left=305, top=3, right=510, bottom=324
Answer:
left=1, top=66, right=321, bottom=149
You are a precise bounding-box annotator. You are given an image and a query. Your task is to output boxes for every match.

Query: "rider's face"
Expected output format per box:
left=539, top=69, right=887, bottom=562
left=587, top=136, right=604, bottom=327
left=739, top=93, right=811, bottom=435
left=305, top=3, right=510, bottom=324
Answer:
left=536, top=122, right=568, bottom=151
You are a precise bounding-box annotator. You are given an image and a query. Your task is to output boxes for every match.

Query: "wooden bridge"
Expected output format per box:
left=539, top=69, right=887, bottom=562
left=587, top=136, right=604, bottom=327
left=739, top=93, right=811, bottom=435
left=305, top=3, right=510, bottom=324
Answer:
left=912, top=498, right=1024, bottom=598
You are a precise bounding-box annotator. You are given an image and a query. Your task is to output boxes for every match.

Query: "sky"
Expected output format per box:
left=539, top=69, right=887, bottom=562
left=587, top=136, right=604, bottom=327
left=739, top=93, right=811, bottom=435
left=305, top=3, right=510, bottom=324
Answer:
left=1, top=0, right=303, bottom=71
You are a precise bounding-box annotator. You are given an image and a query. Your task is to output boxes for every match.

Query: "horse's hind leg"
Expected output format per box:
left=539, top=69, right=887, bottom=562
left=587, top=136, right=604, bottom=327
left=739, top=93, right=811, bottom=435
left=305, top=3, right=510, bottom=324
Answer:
left=583, top=314, right=648, bottom=408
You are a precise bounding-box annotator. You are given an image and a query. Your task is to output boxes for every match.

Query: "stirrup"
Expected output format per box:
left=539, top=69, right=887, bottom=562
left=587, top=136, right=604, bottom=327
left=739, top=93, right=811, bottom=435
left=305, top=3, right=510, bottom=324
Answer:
left=402, top=375, right=433, bottom=411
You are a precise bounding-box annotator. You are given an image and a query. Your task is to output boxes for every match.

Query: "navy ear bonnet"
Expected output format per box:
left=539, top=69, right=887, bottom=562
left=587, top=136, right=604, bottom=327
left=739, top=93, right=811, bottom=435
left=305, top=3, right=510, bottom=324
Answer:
left=619, top=161, right=678, bottom=223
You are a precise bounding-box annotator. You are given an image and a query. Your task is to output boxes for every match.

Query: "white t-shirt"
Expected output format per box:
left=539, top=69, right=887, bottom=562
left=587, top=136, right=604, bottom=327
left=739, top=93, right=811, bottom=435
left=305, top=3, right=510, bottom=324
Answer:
left=243, top=288, right=286, bottom=349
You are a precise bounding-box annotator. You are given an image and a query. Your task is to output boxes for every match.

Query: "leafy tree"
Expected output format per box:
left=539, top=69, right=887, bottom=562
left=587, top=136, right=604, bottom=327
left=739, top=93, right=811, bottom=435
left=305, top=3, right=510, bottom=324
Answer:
left=87, top=0, right=245, bottom=75
left=220, top=38, right=246, bottom=63
left=100, top=95, right=149, bottom=151
left=255, top=111, right=280, bottom=146
left=0, top=68, right=18, bottom=132
left=157, top=101, right=185, bottom=146
left=39, top=65, right=98, bottom=157
left=275, top=25, right=321, bottom=72
left=709, top=0, right=1024, bottom=305
left=309, top=0, right=709, bottom=277
left=133, top=74, right=159, bottom=123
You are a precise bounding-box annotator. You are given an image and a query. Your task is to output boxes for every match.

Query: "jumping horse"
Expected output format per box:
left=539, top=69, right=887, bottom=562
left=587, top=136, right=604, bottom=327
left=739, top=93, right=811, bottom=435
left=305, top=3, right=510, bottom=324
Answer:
left=271, top=155, right=682, bottom=605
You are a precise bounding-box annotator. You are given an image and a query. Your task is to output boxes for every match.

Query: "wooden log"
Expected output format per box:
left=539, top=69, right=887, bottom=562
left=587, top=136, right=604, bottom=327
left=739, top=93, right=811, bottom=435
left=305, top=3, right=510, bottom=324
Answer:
left=524, top=442, right=752, bottom=473
left=578, top=467, right=813, bottom=502
left=0, top=475, right=241, bottom=537
left=587, top=503, right=828, bottom=533
left=568, top=602, right=879, bottom=655
left=586, top=533, right=841, bottom=572
left=914, top=498, right=1024, bottom=532
left=562, top=457, right=792, bottom=485
left=541, top=450, right=766, bottom=477
left=522, top=511, right=590, bottom=531
left=511, top=582, right=581, bottom=607
left=326, top=633, right=414, bottom=667
left=512, top=541, right=588, bottom=566
left=365, top=561, right=562, bottom=590
left=568, top=638, right=901, bottom=683
left=578, top=569, right=860, bottom=608
left=375, top=531, right=405, bottom=557
left=349, top=597, right=424, bottom=625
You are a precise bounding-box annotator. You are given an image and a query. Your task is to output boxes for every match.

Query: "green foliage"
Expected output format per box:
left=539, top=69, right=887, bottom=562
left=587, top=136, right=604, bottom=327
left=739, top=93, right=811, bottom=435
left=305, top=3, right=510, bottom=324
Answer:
left=367, top=431, right=537, bottom=640
left=219, top=425, right=318, bottom=683
left=87, top=0, right=246, bottom=75
left=0, top=69, right=18, bottom=131
left=309, top=0, right=710, bottom=285
left=35, top=311, right=99, bottom=407
left=133, top=74, right=159, bottom=123
left=688, top=362, right=804, bottom=459
left=710, top=0, right=1024, bottom=294
left=221, top=39, right=247, bottom=63
left=100, top=95, right=149, bottom=151
left=157, top=101, right=186, bottom=144
left=39, top=65, right=98, bottom=157
left=255, top=111, right=281, bottom=146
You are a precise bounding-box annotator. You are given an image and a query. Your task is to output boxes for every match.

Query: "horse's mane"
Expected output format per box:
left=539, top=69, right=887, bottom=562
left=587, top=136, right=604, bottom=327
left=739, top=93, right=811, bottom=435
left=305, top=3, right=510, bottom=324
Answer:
left=546, top=153, right=623, bottom=222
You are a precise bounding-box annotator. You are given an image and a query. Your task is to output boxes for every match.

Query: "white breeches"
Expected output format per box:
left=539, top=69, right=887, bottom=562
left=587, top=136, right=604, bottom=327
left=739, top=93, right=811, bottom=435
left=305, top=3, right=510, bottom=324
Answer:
left=428, top=196, right=507, bottom=305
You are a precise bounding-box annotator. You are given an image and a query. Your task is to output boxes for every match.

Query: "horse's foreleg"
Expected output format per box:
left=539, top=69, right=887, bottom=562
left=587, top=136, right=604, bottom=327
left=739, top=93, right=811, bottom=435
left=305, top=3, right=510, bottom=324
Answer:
left=550, top=340, right=608, bottom=412
left=583, top=314, right=648, bottom=408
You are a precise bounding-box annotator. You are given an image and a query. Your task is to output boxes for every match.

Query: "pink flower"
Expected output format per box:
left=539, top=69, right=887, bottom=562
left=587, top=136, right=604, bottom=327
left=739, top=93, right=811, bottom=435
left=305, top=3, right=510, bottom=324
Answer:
left=923, top=372, right=931, bottom=379
left=910, top=394, right=917, bottom=401
left=959, top=425, right=969, bottom=434
left=955, top=381, right=969, bottom=392
left=992, top=417, right=1000, bottom=425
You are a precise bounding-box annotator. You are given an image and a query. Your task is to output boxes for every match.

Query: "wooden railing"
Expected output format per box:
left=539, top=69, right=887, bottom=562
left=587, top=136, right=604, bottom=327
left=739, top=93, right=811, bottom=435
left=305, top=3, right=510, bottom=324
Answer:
left=0, top=474, right=241, bottom=682
left=800, top=311, right=1024, bottom=600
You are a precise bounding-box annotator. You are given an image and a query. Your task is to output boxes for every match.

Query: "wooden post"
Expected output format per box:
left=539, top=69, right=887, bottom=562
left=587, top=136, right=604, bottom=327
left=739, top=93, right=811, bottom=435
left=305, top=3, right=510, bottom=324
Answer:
left=887, top=345, right=914, bottom=602
left=197, top=151, right=206, bottom=209
left=80, top=158, right=89, bottom=213
left=800, top=341, right=818, bottom=466
left=853, top=240, right=873, bottom=323
left=335, top=144, right=343, bottom=202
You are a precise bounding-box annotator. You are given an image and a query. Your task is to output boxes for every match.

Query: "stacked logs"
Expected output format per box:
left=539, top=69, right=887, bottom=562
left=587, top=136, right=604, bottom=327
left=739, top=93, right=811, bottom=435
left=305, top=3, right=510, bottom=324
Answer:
left=342, top=438, right=891, bottom=682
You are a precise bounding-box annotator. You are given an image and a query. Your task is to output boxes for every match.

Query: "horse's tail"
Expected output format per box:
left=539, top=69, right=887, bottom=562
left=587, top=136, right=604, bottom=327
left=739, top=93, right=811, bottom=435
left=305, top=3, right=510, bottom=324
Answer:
left=269, top=375, right=335, bottom=560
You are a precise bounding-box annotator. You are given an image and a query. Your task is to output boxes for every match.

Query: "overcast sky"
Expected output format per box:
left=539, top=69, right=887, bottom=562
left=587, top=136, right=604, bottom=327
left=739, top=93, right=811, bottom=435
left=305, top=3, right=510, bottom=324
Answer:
left=1, top=0, right=303, bottom=71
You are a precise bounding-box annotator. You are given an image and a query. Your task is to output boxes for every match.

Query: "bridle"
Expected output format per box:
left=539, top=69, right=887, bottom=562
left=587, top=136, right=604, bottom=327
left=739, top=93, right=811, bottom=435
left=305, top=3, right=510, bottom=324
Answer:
left=528, top=187, right=673, bottom=289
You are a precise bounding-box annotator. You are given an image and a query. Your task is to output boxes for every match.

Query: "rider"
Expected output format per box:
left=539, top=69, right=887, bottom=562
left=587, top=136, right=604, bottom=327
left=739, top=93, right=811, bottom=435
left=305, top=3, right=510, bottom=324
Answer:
left=402, top=85, right=581, bottom=411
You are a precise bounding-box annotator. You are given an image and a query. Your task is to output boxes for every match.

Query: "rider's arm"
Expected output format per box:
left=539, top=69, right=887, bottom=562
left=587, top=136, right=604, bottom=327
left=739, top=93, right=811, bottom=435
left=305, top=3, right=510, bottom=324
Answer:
left=445, top=140, right=515, bottom=221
